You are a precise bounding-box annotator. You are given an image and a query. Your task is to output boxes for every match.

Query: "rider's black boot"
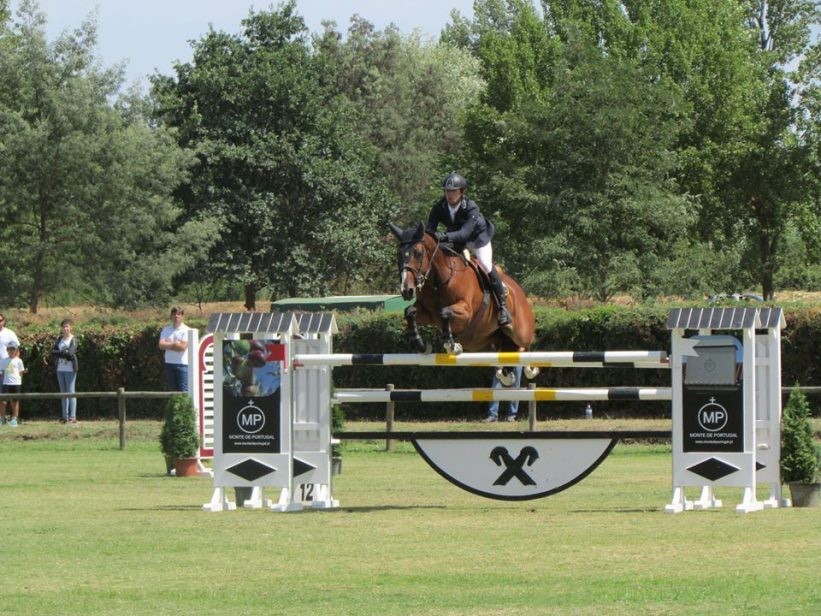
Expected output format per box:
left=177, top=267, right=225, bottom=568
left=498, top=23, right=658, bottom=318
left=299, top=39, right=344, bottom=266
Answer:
left=488, top=269, right=512, bottom=326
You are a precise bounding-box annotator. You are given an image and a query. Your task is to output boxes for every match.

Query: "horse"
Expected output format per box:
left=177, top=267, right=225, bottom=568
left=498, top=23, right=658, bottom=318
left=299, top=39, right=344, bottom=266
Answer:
left=389, top=222, right=539, bottom=385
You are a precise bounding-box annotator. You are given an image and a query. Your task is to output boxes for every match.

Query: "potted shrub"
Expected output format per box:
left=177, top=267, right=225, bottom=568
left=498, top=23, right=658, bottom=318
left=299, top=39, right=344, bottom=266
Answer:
left=160, top=393, right=201, bottom=477
left=781, top=385, right=820, bottom=507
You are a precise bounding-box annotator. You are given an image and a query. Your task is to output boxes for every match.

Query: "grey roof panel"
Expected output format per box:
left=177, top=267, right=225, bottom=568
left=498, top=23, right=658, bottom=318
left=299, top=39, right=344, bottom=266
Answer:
left=206, top=312, right=291, bottom=334
left=206, top=311, right=337, bottom=335
left=666, top=307, right=784, bottom=331
left=287, top=311, right=335, bottom=335
left=757, top=307, right=785, bottom=329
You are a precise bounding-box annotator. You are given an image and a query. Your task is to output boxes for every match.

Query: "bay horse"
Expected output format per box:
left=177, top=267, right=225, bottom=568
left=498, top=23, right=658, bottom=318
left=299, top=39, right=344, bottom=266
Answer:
left=389, top=222, right=538, bottom=384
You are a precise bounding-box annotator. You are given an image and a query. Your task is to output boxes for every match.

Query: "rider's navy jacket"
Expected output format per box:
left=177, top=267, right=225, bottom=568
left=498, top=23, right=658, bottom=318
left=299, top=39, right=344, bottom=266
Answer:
left=425, top=197, right=494, bottom=249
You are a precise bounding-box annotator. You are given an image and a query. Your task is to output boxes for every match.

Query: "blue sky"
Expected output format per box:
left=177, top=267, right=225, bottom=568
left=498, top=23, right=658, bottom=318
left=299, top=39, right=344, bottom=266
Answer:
left=12, top=1, right=475, bottom=89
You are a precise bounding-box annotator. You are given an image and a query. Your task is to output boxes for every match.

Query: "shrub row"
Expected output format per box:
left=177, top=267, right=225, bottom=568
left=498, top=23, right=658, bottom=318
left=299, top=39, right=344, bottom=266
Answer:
left=12, top=306, right=819, bottom=421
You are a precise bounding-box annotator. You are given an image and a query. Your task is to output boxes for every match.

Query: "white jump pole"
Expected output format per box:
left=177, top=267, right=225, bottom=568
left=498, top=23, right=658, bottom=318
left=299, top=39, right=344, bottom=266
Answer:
left=294, top=350, right=669, bottom=369
left=332, top=387, right=673, bottom=403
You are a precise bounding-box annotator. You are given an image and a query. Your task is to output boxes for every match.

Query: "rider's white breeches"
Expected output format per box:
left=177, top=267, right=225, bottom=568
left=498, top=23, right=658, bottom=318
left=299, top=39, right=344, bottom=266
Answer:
left=473, top=243, right=493, bottom=274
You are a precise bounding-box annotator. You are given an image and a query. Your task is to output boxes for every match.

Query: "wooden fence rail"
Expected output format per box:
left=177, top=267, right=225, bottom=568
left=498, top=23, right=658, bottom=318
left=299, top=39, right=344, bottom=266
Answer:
left=0, top=385, right=818, bottom=453
left=0, top=390, right=183, bottom=450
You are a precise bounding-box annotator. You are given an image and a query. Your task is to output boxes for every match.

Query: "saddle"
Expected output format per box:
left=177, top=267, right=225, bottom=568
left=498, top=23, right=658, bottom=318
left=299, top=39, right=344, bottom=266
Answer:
left=440, top=244, right=508, bottom=297
left=440, top=244, right=492, bottom=293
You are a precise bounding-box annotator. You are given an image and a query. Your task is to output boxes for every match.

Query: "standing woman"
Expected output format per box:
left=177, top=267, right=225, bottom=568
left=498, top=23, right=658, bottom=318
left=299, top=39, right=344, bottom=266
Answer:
left=51, top=319, right=78, bottom=424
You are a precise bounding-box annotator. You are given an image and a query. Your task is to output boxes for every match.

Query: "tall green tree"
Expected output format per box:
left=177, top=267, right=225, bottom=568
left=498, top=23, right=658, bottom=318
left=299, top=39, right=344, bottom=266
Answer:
left=152, top=3, right=391, bottom=309
left=446, top=0, right=694, bottom=299
left=730, top=0, right=820, bottom=298
left=0, top=0, right=205, bottom=311
left=315, top=17, right=484, bottom=222
left=448, top=0, right=819, bottom=299
left=620, top=0, right=819, bottom=298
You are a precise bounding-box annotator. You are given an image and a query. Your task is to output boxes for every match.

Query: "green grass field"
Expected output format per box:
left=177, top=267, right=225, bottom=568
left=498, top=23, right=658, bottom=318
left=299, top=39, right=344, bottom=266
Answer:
left=1, top=420, right=819, bottom=615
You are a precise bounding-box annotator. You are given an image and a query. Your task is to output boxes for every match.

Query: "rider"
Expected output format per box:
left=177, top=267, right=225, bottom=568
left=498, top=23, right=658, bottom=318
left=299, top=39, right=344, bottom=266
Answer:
left=425, top=172, right=512, bottom=326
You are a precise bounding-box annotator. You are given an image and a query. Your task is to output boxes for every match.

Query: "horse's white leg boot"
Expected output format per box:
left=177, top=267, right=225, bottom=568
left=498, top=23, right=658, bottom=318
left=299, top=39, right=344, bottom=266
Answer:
left=496, top=367, right=516, bottom=387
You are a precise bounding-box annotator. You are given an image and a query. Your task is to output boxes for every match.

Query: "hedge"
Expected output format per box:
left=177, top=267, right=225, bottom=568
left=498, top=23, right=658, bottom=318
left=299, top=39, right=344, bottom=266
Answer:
left=11, top=306, right=819, bottom=421
left=21, top=324, right=172, bottom=419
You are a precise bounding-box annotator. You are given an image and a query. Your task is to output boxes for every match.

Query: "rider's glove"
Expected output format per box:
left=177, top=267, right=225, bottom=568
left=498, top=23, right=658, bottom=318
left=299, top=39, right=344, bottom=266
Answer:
left=435, top=232, right=448, bottom=243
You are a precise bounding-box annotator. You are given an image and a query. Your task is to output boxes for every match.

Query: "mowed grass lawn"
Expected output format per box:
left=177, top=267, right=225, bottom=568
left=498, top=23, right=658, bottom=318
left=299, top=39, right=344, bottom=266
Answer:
left=1, top=420, right=818, bottom=615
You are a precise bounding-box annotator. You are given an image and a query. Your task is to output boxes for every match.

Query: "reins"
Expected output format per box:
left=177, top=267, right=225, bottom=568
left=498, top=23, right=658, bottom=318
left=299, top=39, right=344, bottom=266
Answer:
left=401, top=235, right=470, bottom=291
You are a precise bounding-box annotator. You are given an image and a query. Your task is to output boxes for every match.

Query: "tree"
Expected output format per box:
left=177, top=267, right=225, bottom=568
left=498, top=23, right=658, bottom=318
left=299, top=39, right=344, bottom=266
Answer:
left=730, top=0, right=820, bottom=298
left=447, top=0, right=695, bottom=299
left=619, top=0, right=819, bottom=298
left=0, top=0, right=205, bottom=311
left=152, top=3, right=390, bottom=309
left=315, top=17, right=484, bottom=223
left=449, top=0, right=819, bottom=299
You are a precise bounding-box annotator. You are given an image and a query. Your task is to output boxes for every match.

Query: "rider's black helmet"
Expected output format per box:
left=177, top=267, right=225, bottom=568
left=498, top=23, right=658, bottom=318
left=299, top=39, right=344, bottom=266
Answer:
left=442, top=172, right=467, bottom=190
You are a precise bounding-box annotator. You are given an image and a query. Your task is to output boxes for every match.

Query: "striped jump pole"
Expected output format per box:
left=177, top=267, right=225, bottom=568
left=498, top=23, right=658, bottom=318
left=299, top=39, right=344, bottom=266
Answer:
left=294, top=350, right=670, bottom=369
left=332, top=387, right=673, bottom=403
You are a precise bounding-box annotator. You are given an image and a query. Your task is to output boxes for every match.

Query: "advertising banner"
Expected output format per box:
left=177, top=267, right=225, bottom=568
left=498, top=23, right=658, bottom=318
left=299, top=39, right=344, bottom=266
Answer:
left=682, top=386, right=744, bottom=452
left=221, top=339, right=286, bottom=454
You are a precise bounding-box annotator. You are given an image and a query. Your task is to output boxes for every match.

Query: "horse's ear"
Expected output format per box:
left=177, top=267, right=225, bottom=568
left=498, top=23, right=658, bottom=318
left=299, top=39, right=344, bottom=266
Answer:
left=388, top=222, right=403, bottom=240
left=414, top=222, right=425, bottom=239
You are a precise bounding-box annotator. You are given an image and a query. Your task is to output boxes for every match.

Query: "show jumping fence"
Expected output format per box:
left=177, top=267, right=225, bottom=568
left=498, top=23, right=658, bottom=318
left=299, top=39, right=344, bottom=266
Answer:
left=192, top=307, right=789, bottom=513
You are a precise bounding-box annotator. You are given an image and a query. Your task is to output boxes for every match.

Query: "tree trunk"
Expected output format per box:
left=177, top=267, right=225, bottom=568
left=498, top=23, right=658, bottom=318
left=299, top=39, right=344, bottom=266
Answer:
left=761, top=271, right=774, bottom=301
left=244, top=283, right=256, bottom=311
left=29, top=204, right=49, bottom=314
left=759, top=227, right=775, bottom=301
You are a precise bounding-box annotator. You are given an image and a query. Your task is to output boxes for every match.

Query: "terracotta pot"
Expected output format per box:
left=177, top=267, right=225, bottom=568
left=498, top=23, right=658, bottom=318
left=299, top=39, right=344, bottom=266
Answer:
left=789, top=482, right=820, bottom=507
left=174, top=457, right=200, bottom=477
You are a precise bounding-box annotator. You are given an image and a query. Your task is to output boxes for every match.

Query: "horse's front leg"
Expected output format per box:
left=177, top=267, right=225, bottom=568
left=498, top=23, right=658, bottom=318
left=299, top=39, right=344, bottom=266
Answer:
left=439, top=301, right=472, bottom=355
left=439, top=307, right=461, bottom=354
left=404, top=305, right=432, bottom=354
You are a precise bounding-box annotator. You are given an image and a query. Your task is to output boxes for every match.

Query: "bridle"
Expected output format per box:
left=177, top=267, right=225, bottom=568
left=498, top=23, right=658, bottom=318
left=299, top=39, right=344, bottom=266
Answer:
left=400, top=236, right=442, bottom=293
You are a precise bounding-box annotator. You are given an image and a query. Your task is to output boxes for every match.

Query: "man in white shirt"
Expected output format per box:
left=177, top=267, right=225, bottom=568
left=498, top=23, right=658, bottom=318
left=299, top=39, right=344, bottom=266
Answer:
left=158, top=307, right=189, bottom=392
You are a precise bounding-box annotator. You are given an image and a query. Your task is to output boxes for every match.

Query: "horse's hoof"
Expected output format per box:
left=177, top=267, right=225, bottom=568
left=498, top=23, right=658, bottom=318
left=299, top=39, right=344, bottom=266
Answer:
left=496, top=368, right=516, bottom=387
left=444, top=342, right=463, bottom=355
left=524, top=366, right=540, bottom=380
left=422, top=341, right=432, bottom=355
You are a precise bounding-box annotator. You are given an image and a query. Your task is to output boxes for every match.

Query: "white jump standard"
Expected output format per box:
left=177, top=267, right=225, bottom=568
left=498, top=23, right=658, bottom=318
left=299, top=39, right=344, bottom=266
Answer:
left=665, top=307, right=785, bottom=513
left=202, top=312, right=339, bottom=513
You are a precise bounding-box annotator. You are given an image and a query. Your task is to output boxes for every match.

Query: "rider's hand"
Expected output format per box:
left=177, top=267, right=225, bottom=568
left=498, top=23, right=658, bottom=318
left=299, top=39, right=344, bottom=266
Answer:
left=435, top=232, right=448, bottom=243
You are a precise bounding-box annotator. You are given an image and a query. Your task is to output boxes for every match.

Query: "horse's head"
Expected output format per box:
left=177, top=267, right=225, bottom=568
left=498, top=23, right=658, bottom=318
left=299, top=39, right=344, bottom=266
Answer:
left=388, top=222, right=435, bottom=301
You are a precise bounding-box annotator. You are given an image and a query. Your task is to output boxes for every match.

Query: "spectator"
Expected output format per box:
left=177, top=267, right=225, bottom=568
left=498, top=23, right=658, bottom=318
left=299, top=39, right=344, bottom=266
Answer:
left=158, top=307, right=189, bottom=391
left=51, top=319, right=79, bottom=424
left=484, top=366, right=522, bottom=422
left=0, top=341, right=26, bottom=426
left=0, top=314, right=20, bottom=423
